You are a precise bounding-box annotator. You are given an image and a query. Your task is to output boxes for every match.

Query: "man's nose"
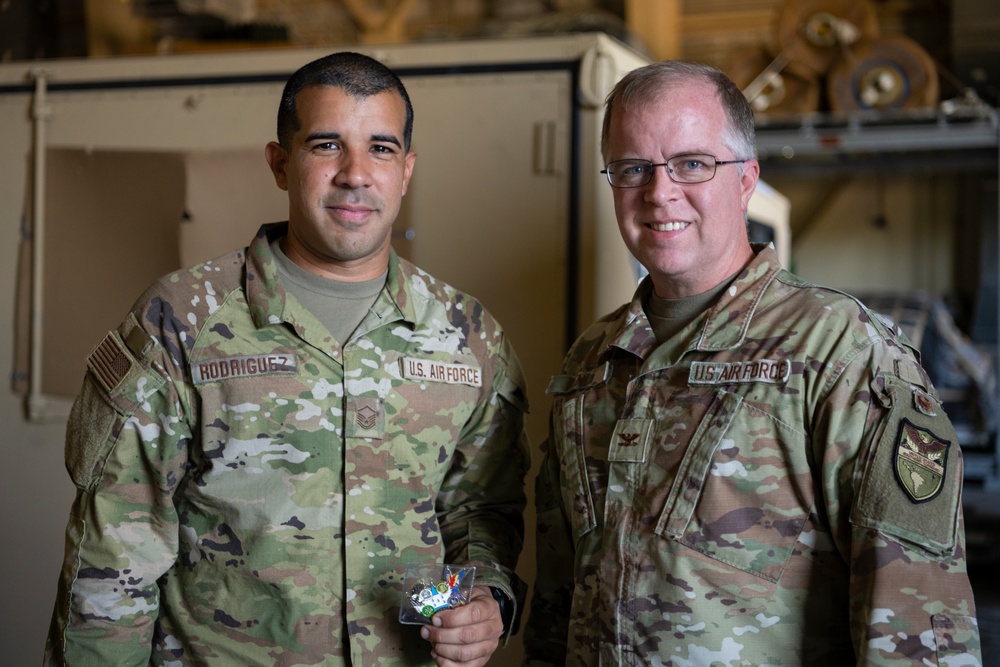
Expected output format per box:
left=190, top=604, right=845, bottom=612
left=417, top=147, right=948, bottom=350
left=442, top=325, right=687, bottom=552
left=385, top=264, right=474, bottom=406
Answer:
left=333, top=153, right=371, bottom=187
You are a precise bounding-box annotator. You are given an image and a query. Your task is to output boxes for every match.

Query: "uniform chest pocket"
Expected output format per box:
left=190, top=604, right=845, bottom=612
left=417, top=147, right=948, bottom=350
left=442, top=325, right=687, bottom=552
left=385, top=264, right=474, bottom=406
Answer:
left=387, top=355, right=481, bottom=444
left=546, top=364, right=614, bottom=544
left=655, top=389, right=813, bottom=582
left=550, top=392, right=597, bottom=543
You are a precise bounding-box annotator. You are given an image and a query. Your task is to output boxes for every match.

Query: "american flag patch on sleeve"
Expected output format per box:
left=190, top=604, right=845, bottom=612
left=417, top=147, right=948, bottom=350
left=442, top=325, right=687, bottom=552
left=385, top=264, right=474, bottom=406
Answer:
left=88, top=333, right=133, bottom=393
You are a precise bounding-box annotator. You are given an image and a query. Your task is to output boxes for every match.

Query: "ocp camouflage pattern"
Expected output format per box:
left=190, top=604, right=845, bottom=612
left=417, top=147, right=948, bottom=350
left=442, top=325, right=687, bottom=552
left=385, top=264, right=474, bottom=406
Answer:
left=45, top=222, right=530, bottom=666
left=525, top=244, right=981, bottom=666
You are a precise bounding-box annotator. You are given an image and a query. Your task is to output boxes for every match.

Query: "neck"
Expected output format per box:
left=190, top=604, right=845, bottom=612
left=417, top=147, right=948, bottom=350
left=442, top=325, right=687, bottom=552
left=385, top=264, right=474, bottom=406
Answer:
left=279, top=236, right=390, bottom=283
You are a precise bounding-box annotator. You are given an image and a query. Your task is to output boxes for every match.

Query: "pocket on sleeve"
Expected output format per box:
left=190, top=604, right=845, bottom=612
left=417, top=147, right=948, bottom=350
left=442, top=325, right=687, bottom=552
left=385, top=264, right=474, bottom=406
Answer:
left=65, top=326, right=165, bottom=491
left=853, top=373, right=962, bottom=556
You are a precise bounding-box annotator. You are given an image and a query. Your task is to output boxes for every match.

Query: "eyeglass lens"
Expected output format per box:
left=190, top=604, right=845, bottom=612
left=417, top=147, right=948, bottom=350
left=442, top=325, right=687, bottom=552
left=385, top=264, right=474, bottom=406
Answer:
left=604, top=154, right=720, bottom=187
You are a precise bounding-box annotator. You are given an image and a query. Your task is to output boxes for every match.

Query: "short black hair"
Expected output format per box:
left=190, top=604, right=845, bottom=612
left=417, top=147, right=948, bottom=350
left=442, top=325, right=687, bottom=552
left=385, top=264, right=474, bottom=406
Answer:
left=276, top=51, right=414, bottom=151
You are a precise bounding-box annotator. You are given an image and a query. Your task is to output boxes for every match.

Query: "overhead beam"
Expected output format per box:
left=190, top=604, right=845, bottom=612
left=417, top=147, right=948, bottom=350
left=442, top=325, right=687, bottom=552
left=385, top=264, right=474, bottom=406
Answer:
left=625, top=0, right=681, bottom=61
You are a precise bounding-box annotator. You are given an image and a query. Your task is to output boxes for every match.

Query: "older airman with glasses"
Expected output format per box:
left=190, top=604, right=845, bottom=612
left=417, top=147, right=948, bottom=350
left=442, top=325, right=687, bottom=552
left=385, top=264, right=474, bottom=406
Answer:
left=525, top=59, right=981, bottom=667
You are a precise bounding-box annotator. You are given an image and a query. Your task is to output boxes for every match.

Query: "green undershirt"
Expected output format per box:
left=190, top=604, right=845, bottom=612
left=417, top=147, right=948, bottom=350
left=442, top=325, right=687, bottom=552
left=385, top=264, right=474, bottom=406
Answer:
left=271, top=239, right=387, bottom=346
left=643, top=271, right=741, bottom=344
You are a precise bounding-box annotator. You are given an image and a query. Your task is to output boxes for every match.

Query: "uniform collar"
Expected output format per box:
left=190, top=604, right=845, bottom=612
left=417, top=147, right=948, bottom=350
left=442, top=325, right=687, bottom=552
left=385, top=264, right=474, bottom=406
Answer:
left=602, top=243, right=783, bottom=359
left=245, top=222, right=417, bottom=331
left=693, top=243, right=783, bottom=351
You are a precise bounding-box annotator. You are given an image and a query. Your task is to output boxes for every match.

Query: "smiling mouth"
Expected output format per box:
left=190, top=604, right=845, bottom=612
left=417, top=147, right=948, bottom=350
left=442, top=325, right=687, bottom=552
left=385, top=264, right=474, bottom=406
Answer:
left=648, top=221, right=690, bottom=232
left=329, top=205, right=375, bottom=222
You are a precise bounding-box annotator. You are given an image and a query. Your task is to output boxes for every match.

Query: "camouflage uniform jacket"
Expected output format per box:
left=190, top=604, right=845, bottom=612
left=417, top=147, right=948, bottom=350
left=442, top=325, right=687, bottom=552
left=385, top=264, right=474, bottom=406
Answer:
left=525, top=244, right=980, bottom=666
left=46, top=222, right=530, bottom=666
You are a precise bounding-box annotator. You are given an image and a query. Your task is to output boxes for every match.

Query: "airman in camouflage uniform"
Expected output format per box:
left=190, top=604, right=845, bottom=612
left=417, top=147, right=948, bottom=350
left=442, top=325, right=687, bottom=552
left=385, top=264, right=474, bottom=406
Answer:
left=524, top=60, right=981, bottom=666
left=46, top=52, right=529, bottom=667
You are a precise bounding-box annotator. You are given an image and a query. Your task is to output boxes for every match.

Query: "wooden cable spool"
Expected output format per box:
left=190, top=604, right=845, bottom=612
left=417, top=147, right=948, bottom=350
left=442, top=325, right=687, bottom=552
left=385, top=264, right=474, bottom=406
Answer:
left=827, top=34, right=940, bottom=112
left=727, top=44, right=820, bottom=116
left=775, top=0, right=880, bottom=75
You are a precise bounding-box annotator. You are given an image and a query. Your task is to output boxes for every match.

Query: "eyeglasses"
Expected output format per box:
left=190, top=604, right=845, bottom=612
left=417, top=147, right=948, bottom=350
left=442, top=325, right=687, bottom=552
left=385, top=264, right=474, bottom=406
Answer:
left=601, top=154, right=746, bottom=188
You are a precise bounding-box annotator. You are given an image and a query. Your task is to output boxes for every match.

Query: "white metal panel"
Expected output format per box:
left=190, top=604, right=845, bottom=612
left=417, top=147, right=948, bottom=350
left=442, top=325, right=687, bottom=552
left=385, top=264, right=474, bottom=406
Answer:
left=0, top=33, right=654, bottom=424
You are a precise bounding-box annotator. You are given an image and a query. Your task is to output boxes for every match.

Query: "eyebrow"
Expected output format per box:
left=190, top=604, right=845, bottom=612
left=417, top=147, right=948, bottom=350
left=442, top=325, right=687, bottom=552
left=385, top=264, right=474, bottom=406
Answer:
left=667, top=151, right=715, bottom=159
left=372, top=133, right=402, bottom=149
left=304, top=131, right=402, bottom=149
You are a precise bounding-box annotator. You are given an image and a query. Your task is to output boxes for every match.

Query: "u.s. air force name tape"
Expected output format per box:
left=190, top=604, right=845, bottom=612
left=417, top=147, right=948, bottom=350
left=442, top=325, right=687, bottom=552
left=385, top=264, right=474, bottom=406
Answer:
left=401, top=357, right=482, bottom=387
left=688, top=359, right=791, bottom=385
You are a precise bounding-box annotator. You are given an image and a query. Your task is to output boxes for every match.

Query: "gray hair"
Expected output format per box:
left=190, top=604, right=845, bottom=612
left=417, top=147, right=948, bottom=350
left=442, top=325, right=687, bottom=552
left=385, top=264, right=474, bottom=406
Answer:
left=600, top=60, right=756, bottom=164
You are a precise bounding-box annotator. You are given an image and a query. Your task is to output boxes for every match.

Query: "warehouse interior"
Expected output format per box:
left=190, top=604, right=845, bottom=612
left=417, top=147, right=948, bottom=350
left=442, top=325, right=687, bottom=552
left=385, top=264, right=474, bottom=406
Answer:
left=2, top=1, right=1000, bottom=665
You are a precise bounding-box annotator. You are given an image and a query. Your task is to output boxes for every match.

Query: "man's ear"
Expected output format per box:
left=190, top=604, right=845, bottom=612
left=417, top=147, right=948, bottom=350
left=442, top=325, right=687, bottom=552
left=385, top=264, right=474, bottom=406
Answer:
left=401, top=151, right=417, bottom=196
left=265, top=141, right=289, bottom=191
left=739, top=159, right=760, bottom=212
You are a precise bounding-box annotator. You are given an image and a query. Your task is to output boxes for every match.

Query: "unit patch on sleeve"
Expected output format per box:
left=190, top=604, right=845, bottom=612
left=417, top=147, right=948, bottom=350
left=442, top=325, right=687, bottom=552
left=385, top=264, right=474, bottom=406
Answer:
left=894, top=418, right=950, bottom=503
left=688, top=359, right=790, bottom=386
left=401, top=357, right=482, bottom=387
